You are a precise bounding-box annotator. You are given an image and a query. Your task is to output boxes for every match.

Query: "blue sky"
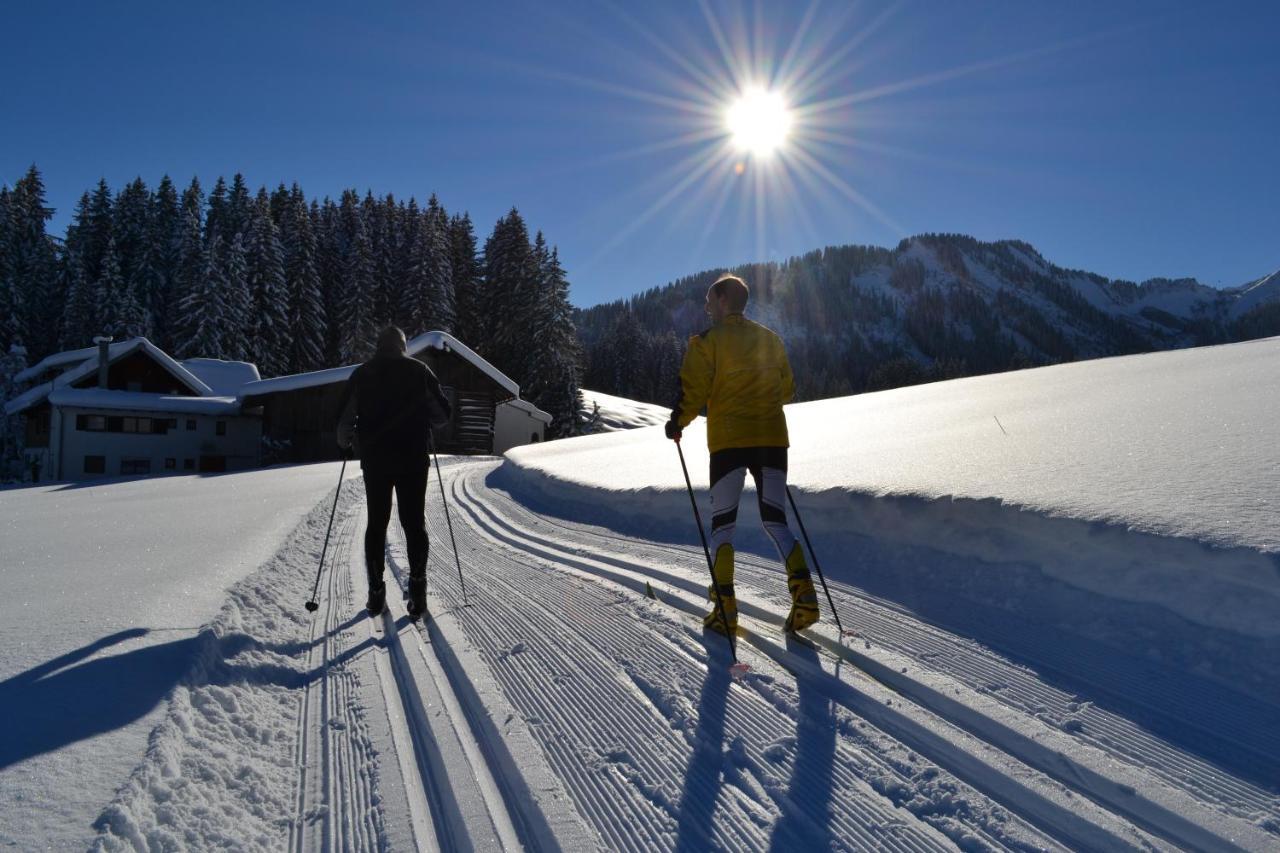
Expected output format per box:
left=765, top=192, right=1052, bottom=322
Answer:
left=2, top=1, right=1276, bottom=306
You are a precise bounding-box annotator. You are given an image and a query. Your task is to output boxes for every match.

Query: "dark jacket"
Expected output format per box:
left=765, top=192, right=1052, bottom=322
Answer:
left=336, top=353, right=451, bottom=468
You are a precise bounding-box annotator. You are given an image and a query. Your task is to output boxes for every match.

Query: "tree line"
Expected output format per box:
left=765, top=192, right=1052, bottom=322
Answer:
left=0, top=165, right=582, bottom=438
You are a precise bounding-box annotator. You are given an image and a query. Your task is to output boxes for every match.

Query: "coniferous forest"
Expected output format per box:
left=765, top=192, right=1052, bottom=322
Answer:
left=0, top=165, right=583, bottom=440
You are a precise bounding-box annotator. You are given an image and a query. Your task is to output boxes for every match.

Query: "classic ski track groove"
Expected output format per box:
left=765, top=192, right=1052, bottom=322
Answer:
left=502, top=469, right=1280, bottom=810
left=292, top=499, right=383, bottom=852
left=400, top=467, right=1077, bottom=852
left=451, top=460, right=1277, bottom=852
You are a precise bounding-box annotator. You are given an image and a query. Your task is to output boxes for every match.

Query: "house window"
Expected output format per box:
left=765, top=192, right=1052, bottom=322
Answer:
left=122, top=417, right=152, bottom=433
left=77, top=415, right=107, bottom=432
left=35, top=412, right=50, bottom=436
left=186, top=419, right=196, bottom=431
left=166, top=419, right=178, bottom=429
left=120, top=458, right=151, bottom=475
left=164, top=458, right=176, bottom=470
left=183, top=458, right=195, bottom=470
left=84, top=455, right=105, bottom=474
left=215, top=421, right=226, bottom=436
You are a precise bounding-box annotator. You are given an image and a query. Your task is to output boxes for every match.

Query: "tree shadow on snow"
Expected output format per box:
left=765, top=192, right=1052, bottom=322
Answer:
left=0, top=628, right=200, bottom=770
left=0, top=613, right=375, bottom=770
left=673, top=647, right=732, bottom=853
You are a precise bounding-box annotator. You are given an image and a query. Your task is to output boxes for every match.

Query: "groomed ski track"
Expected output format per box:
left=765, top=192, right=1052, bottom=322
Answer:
left=291, top=456, right=1278, bottom=851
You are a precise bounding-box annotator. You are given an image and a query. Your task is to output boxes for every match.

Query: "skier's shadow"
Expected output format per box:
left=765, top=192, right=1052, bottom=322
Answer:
left=768, top=638, right=836, bottom=851
left=673, top=648, right=731, bottom=852
left=0, top=614, right=372, bottom=770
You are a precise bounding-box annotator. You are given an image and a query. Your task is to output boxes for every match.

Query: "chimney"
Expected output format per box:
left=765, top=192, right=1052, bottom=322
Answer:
left=92, top=335, right=113, bottom=389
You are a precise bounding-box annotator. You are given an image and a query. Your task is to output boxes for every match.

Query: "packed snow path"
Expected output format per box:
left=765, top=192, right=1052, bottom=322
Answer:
left=83, top=456, right=1280, bottom=850
left=378, top=456, right=1275, bottom=851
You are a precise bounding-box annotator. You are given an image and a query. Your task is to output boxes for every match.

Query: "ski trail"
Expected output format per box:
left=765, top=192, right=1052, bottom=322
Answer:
left=488, top=464, right=1280, bottom=836
left=447, top=458, right=1275, bottom=851
left=291, top=501, right=383, bottom=852
left=398, top=460, right=1071, bottom=852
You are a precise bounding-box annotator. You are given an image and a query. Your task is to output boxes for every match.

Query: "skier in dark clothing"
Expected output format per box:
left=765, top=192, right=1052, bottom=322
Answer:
left=336, top=326, right=452, bottom=619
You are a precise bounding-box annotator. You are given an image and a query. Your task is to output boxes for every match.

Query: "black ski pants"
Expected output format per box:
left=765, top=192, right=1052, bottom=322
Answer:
left=363, top=460, right=429, bottom=589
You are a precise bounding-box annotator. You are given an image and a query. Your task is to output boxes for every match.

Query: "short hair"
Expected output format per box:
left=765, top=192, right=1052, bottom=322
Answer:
left=710, top=275, right=749, bottom=312
left=376, top=325, right=407, bottom=354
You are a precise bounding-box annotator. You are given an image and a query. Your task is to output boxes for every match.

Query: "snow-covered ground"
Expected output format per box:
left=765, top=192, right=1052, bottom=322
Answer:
left=0, top=464, right=360, bottom=850
left=2, top=339, right=1279, bottom=850
left=580, top=389, right=670, bottom=432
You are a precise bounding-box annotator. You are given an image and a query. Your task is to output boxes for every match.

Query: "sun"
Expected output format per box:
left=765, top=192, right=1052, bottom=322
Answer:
left=726, top=87, right=792, bottom=157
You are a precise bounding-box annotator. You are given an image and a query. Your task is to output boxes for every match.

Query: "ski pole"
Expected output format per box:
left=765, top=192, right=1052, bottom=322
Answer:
left=675, top=439, right=739, bottom=666
left=429, top=431, right=469, bottom=606
left=785, top=486, right=848, bottom=636
left=305, top=457, right=348, bottom=613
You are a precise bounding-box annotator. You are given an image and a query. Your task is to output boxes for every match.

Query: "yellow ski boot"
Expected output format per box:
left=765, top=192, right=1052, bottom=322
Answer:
left=703, top=544, right=738, bottom=635
left=783, top=543, right=820, bottom=633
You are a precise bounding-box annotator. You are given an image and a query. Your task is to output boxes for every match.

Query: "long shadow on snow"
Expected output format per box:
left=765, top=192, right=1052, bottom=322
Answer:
left=674, top=645, right=731, bottom=853
left=769, top=638, right=836, bottom=852
left=0, top=614, right=373, bottom=770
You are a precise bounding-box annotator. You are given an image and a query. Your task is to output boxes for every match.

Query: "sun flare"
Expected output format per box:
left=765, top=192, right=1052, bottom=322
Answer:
left=726, top=87, right=792, bottom=157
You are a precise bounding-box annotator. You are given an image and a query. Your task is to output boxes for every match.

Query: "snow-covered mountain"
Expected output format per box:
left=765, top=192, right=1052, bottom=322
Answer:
left=579, top=234, right=1280, bottom=402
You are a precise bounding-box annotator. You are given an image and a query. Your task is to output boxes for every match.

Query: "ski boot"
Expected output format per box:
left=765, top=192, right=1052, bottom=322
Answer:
left=702, top=544, right=738, bottom=635
left=406, top=576, right=426, bottom=621
left=366, top=582, right=386, bottom=617
left=783, top=543, right=820, bottom=633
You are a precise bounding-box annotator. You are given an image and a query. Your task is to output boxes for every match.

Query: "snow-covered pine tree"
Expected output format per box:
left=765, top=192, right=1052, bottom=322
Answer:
left=423, top=195, right=455, bottom=333
left=371, top=194, right=398, bottom=329
left=148, top=176, right=182, bottom=350
left=449, top=213, right=482, bottom=348
left=113, top=178, right=154, bottom=341
left=94, top=236, right=125, bottom=337
left=525, top=236, right=582, bottom=437
left=59, top=248, right=95, bottom=350
left=338, top=195, right=377, bottom=363
left=168, top=183, right=206, bottom=353
left=283, top=187, right=325, bottom=372
left=481, top=208, right=539, bottom=380
left=9, top=167, right=62, bottom=358
left=0, top=343, right=28, bottom=482
left=222, top=231, right=252, bottom=360
left=314, top=197, right=344, bottom=365
left=227, top=173, right=252, bottom=245
left=176, top=232, right=227, bottom=358
left=205, top=176, right=228, bottom=247
left=0, top=186, right=16, bottom=352
left=245, top=194, right=291, bottom=377
left=83, top=179, right=115, bottom=285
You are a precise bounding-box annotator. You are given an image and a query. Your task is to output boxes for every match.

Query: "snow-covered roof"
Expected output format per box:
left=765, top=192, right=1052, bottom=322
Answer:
left=181, top=358, right=261, bottom=396
left=500, top=397, right=553, bottom=425
left=47, top=388, right=242, bottom=415
left=5, top=338, right=215, bottom=416
left=239, top=330, right=520, bottom=400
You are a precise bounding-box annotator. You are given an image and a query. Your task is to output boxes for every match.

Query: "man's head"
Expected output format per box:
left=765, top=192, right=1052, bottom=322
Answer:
left=375, top=325, right=407, bottom=356
left=705, top=274, right=749, bottom=324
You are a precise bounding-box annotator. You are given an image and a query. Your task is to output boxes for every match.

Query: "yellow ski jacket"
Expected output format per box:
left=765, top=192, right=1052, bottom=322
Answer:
left=672, top=314, right=794, bottom=452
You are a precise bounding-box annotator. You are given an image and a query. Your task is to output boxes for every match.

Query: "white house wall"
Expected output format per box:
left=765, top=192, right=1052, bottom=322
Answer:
left=53, top=408, right=261, bottom=481
left=493, top=402, right=547, bottom=455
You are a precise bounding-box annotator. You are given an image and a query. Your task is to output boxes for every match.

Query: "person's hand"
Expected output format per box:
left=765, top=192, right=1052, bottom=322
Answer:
left=664, top=420, right=682, bottom=442
left=338, top=442, right=353, bottom=460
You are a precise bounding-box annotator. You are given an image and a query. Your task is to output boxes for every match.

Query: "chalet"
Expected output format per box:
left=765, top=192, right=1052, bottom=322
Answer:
left=238, top=330, right=551, bottom=462
left=5, top=337, right=263, bottom=482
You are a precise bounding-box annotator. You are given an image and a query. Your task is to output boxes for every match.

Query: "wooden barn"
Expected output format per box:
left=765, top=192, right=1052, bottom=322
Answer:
left=238, top=331, right=550, bottom=462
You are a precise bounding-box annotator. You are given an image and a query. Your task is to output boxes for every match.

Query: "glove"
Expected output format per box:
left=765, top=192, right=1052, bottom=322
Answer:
left=664, top=420, right=682, bottom=441
left=338, top=443, right=352, bottom=460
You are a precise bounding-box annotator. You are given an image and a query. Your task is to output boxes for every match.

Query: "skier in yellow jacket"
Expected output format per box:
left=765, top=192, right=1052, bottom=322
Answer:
left=665, top=274, right=820, bottom=635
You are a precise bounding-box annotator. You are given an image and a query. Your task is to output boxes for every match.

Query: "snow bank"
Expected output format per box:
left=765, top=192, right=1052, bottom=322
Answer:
left=498, top=339, right=1280, bottom=698
left=580, top=388, right=671, bottom=431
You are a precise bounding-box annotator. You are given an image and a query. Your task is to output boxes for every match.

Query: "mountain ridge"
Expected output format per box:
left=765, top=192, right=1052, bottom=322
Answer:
left=576, top=233, right=1280, bottom=404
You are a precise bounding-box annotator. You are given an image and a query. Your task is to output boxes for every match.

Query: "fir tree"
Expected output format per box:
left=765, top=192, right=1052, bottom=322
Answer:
left=245, top=195, right=290, bottom=377
left=9, top=167, right=61, bottom=357
left=177, top=232, right=227, bottom=358
left=0, top=186, right=17, bottom=351
left=283, top=187, right=325, bottom=372
left=168, top=191, right=205, bottom=352
left=0, top=343, right=29, bottom=482
left=149, top=176, right=182, bottom=349
left=222, top=231, right=252, bottom=359
left=481, top=208, right=539, bottom=378
left=450, top=213, right=482, bottom=347
left=60, top=248, right=95, bottom=350
left=93, top=236, right=124, bottom=336
left=338, top=210, right=377, bottom=363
